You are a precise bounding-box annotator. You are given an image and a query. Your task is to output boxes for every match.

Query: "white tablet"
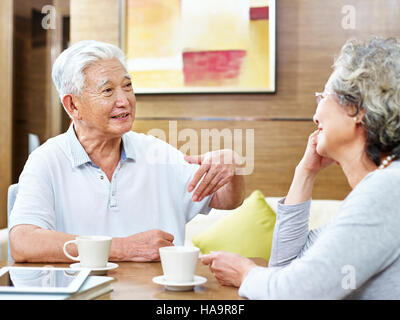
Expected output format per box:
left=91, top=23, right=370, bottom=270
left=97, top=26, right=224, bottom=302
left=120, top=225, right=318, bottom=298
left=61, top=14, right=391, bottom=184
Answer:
left=0, top=266, right=91, bottom=294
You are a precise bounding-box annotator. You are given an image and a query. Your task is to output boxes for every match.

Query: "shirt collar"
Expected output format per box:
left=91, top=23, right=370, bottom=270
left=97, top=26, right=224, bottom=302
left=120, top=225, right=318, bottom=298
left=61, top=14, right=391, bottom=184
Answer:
left=121, top=131, right=136, bottom=161
left=66, top=124, right=136, bottom=168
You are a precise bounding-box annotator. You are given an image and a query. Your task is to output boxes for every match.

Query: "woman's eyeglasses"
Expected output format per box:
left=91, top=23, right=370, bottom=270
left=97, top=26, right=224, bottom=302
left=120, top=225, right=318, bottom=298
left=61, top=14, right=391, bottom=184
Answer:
left=315, top=91, right=337, bottom=105
left=316, top=91, right=362, bottom=114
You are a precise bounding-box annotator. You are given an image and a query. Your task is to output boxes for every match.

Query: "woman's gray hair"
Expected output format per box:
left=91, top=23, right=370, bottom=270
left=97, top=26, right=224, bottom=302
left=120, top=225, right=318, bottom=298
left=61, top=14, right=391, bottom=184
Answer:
left=51, top=40, right=128, bottom=100
left=327, top=37, right=400, bottom=165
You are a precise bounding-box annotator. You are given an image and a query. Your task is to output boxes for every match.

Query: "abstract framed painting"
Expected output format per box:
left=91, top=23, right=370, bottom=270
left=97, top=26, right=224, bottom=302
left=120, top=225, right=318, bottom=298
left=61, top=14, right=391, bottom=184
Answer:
left=120, top=0, right=276, bottom=94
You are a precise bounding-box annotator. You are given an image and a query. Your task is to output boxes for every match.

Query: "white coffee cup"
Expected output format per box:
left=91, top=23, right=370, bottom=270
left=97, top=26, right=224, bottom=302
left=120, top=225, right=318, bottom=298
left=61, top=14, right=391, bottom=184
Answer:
left=159, top=246, right=200, bottom=283
left=63, top=235, right=112, bottom=268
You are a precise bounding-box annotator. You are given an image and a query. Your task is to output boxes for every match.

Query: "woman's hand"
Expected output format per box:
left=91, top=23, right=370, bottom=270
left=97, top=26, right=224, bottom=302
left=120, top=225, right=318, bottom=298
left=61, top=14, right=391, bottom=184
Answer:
left=201, top=251, right=256, bottom=288
left=285, top=130, right=334, bottom=205
left=298, top=130, right=334, bottom=175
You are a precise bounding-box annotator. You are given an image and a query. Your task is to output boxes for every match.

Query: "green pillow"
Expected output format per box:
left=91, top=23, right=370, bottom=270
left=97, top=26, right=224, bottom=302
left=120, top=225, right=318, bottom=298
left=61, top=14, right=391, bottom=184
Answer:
left=192, top=190, right=276, bottom=261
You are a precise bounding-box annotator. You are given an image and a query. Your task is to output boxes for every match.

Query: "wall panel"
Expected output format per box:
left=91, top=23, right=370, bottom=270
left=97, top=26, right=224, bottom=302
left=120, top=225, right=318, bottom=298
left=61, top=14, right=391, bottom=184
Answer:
left=70, top=0, right=400, bottom=200
left=0, top=0, right=13, bottom=228
left=132, top=119, right=351, bottom=199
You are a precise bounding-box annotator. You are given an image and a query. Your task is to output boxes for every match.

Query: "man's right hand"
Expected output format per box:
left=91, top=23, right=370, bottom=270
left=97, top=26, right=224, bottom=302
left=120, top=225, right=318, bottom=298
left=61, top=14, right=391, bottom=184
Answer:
left=111, top=229, right=175, bottom=262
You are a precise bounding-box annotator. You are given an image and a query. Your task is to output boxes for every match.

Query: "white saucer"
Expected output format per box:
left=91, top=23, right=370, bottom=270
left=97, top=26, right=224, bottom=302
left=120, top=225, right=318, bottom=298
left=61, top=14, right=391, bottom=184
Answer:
left=152, top=275, right=207, bottom=291
left=69, top=262, right=119, bottom=275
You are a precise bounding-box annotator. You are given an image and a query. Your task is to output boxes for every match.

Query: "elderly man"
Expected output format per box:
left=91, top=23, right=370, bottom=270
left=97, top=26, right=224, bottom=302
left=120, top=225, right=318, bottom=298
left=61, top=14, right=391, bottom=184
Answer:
left=9, top=40, right=245, bottom=263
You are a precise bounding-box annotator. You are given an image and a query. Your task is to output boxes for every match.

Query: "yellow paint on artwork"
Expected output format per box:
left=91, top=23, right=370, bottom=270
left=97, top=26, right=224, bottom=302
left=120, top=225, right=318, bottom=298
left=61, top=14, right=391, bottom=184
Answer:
left=181, top=14, right=249, bottom=51
left=250, top=0, right=269, bottom=7
left=239, top=20, right=270, bottom=89
left=130, top=70, right=183, bottom=89
left=181, top=0, right=249, bottom=52
left=126, top=0, right=181, bottom=59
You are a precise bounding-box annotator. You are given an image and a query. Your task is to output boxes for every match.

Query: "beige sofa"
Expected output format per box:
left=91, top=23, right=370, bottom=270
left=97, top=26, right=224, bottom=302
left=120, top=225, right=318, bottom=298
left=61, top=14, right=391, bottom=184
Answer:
left=0, top=197, right=342, bottom=261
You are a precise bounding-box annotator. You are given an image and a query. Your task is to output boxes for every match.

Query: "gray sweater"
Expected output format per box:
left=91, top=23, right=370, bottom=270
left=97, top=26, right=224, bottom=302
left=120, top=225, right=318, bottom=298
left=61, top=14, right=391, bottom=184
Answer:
left=239, top=161, right=400, bottom=299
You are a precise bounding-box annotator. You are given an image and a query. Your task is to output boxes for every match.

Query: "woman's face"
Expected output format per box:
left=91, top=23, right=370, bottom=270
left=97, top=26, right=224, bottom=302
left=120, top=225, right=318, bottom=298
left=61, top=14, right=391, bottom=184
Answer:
left=313, top=90, right=359, bottom=160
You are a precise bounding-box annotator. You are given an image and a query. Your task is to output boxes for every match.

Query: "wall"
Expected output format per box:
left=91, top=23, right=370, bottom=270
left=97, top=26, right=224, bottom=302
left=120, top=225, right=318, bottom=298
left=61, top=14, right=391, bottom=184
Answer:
left=0, top=0, right=13, bottom=228
left=70, top=0, right=400, bottom=201
left=12, top=1, right=53, bottom=190
left=12, top=0, right=70, bottom=182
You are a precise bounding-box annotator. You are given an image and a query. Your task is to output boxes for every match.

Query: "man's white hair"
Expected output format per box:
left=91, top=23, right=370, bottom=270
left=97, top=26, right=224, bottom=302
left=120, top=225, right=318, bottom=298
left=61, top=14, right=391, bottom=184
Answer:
left=51, top=40, right=128, bottom=100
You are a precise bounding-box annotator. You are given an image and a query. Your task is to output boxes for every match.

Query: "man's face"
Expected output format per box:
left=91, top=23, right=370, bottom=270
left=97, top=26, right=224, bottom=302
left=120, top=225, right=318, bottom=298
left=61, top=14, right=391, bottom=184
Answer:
left=73, top=58, right=136, bottom=138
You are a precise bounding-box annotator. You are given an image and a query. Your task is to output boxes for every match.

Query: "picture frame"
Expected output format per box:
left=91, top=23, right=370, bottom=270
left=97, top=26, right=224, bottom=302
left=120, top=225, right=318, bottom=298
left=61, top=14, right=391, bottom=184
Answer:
left=119, top=0, right=276, bottom=94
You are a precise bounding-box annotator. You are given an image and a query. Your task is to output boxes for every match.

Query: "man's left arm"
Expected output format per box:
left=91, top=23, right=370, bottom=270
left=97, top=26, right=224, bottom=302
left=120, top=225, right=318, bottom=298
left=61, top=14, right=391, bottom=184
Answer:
left=184, top=149, right=245, bottom=210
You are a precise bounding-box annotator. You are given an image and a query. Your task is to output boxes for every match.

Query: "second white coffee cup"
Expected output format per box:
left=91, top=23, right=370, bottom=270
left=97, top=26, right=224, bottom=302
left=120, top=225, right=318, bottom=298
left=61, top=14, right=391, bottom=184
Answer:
left=159, top=246, right=200, bottom=283
left=63, top=235, right=112, bottom=268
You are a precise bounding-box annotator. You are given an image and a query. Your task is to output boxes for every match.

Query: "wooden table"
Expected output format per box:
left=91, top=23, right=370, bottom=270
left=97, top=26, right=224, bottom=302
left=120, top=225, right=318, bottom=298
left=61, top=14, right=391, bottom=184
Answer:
left=0, top=258, right=267, bottom=300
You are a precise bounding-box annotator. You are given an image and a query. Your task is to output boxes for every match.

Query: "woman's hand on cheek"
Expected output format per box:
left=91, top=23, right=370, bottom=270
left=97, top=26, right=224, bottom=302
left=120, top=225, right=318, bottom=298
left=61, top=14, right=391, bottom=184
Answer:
left=298, top=130, right=334, bottom=175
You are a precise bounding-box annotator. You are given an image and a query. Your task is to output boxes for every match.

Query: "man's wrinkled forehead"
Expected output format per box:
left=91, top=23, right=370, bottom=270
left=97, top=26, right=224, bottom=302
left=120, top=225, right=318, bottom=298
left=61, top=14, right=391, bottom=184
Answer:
left=96, top=73, right=131, bottom=90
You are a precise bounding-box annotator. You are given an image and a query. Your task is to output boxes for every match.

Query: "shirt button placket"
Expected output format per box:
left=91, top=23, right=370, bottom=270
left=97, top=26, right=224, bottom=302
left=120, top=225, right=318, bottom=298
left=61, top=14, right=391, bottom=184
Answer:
left=110, top=165, right=119, bottom=209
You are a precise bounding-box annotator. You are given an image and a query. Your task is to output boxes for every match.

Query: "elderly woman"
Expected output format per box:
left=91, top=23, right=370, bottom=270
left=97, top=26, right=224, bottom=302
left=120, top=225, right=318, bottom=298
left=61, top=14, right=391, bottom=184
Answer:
left=9, top=40, right=244, bottom=263
left=202, top=37, right=400, bottom=299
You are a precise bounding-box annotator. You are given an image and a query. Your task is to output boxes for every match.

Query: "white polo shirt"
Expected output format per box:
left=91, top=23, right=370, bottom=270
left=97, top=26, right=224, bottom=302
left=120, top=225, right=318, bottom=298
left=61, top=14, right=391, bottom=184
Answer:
left=9, top=125, right=212, bottom=245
